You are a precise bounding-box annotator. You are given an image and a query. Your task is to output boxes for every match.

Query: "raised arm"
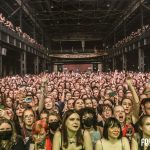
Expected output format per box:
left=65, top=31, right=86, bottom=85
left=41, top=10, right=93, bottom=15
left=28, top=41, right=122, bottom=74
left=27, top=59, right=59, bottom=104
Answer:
left=38, top=76, right=48, bottom=114
left=126, top=78, right=140, bottom=123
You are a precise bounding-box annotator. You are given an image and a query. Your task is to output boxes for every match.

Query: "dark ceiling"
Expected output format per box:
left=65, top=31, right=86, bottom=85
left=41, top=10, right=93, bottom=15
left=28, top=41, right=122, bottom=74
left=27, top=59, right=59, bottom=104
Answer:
left=0, top=0, right=150, bottom=53
left=28, top=0, right=130, bottom=39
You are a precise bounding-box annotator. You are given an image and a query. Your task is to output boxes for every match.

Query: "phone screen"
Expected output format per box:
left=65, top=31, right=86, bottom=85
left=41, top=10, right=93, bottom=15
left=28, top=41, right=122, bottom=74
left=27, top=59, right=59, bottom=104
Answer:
left=109, top=92, right=116, bottom=97
left=23, top=97, right=32, bottom=103
left=0, top=105, right=5, bottom=110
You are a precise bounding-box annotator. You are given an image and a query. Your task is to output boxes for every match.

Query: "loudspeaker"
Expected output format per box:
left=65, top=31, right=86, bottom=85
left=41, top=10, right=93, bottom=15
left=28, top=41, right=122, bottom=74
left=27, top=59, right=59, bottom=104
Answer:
left=0, top=48, right=7, bottom=56
left=93, top=63, right=98, bottom=72
left=57, top=64, right=63, bottom=72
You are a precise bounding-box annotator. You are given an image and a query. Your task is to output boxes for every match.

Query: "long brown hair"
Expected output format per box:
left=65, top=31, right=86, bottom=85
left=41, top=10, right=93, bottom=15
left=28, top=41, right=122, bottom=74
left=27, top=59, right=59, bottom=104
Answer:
left=0, top=118, right=17, bottom=150
left=61, top=109, right=84, bottom=148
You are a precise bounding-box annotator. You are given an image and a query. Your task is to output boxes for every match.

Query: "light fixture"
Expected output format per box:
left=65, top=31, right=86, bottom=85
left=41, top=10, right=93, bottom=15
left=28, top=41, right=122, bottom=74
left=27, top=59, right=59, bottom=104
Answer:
left=51, top=5, right=54, bottom=9
left=106, top=3, right=110, bottom=7
left=78, top=8, right=82, bottom=12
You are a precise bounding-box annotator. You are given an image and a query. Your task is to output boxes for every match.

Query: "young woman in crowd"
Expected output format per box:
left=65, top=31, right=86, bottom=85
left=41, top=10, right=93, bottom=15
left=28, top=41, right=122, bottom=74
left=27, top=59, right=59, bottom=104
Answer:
left=73, top=99, right=85, bottom=111
left=114, top=105, right=134, bottom=145
left=95, top=117, right=130, bottom=150
left=14, top=103, right=25, bottom=135
left=131, top=115, right=150, bottom=150
left=66, top=98, right=75, bottom=110
left=39, top=92, right=60, bottom=116
left=26, top=120, right=52, bottom=150
left=52, top=109, right=93, bottom=150
left=97, top=104, right=113, bottom=127
left=73, top=90, right=80, bottom=99
left=140, top=98, right=150, bottom=116
left=4, top=97, right=14, bottom=109
left=0, top=71, right=150, bottom=149
left=40, top=109, right=49, bottom=122
left=84, top=98, right=93, bottom=108
left=0, top=118, right=26, bottom=150
left=125, top=79, right=140, bottom=124
left=79, top=107, right=101, bottom=148
left=48, top=111, right=61, bottom=141
left=21, top=108, right=36, bottom=144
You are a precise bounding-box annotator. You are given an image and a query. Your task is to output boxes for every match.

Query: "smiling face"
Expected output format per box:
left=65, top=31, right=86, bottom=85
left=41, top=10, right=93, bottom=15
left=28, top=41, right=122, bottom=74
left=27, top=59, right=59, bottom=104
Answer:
left=92, top=99, right=98, bottom=109
left=73, top=91, right=80, bottom=98
left=108, top=126, right=121, bottom=139
left=5, top=97, right=13, bottom=108
left=16, top=104, right=25, bottom=117
left=44, top=97, right=54, bottom=110
left=66, top=93, right=72, bottom=101
left=118, top=90, right=124, bottom=98
left=93, top=89, right=99, bottom=98
left=66, top=113, right=80, bottom=132
left=84, top=99, right=93, bottom=108
left=67, top=99, right=74, bottom=110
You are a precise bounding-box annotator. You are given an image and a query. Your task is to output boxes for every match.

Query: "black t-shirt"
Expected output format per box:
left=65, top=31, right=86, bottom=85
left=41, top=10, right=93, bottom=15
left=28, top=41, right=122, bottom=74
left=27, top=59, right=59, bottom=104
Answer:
left=12, top=136, right=26, bottom=150
left=49, top=131, right=54, bottom=142
left=97, top=121, right=104, bottom=127
left=0, top=136, right=26, bottom=150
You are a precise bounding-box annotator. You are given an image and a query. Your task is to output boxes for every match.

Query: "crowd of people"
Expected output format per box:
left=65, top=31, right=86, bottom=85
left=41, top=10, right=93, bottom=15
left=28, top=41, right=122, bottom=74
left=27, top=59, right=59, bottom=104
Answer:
left=113, top=24, right=150, bottom=49
left=0, top=13, right=45, bottom=50
left=0, top=70, right=150, bottom=150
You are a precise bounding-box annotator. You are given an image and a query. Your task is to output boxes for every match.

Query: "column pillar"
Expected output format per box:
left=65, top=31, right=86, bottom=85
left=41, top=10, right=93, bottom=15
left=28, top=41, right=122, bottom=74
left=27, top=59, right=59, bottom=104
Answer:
left=122, top=53, right=127, bottom=71
left=98, top=63, right=102, bottom=72
left=0, top=45, right=2, bottom=77
left=0, top=55, right=2, bottom=77
left=53, top=64, right=57, bottom=73
left=19, top=2, right=23, bottom=30
left=112, top=57, right=116, bottom=71
left=20, top=51, right=27, bottom=75
left=47, top=60, right=52, bottom=72
left=138, top=48, right=144, bottom=72
left=57, top=64, right=63, bottom=72
left=42, top=59, right=46, bottom=71
left=34, top=56, right=39, bottom=74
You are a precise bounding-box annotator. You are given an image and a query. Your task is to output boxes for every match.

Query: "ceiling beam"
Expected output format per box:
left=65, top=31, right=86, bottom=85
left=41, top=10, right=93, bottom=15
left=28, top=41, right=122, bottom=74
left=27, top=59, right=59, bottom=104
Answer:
left=51, top=32, right=104, bottom=41
left=44, top=0, right=52, bottom=12
left=105, top=0, right=145, bottom=40
left=15, top=0, right=42, bottom=32
left=37, top=9, right=123, bottom=14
